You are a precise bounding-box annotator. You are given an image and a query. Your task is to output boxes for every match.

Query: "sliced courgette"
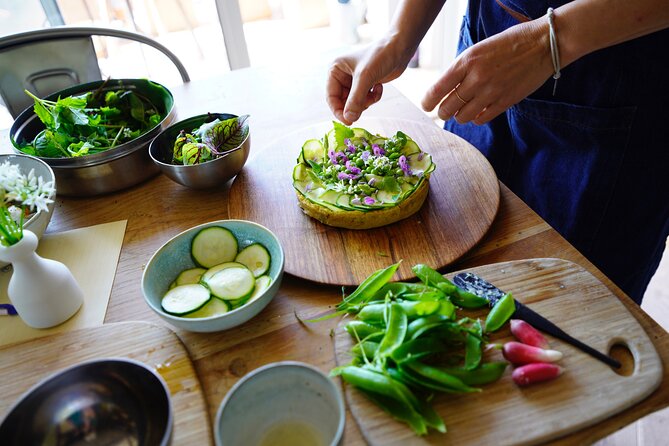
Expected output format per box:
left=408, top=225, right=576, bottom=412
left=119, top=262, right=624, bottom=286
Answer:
left=161, top=284, right=211, bottom=316
left=235, top=243, right=271, bottom=277
left=201, top=261, right=246, bottom=283
left=247, top=275, right=272, bottom=304
left=183, top=297, right=229, bottom=318
left=176, top=267, right=207, bottom=286
left=301, top=139, right=325, bottom=164
left=191, top=226, right=238, bottom=268
left=205, top=266, right=255, bottom=300
left=407, top=152, right=434, bottom=176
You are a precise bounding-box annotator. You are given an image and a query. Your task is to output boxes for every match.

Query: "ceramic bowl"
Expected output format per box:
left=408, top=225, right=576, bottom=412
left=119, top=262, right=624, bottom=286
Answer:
left=215, top=361, right=345, bottom=446
left=0, top=153, right=56, bottom=267
left=141, top=220, right=284, bottom=332
left=0, top=358, right=172, bottom=446
left=148, top=113, right=251, bottom=189
left=9, top=79, right=175, bottom=196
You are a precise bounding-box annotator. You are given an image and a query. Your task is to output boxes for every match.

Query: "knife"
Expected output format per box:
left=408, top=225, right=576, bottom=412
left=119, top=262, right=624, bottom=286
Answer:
left=452, top=272, right=621, bottom=369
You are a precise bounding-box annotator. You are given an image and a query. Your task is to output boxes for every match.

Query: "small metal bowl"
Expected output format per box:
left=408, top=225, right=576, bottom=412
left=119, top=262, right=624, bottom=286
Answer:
left=9, top=79, right=175, bottom=196
left=0, top=358, right=173, bottom=446
left=148, top=113, right=250, bottom=189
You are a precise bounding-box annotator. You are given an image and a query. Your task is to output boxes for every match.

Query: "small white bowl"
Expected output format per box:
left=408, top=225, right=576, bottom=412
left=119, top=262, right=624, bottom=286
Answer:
left=215, top=361, right=345, bottom=446
left=0, top=154, right=56, bottom=267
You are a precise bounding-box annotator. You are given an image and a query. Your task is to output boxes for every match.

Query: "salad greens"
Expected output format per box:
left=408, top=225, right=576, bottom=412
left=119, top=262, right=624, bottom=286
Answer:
left=18, top=85, right=164, bottom=158
left=172, top=114, right=249, bottom=165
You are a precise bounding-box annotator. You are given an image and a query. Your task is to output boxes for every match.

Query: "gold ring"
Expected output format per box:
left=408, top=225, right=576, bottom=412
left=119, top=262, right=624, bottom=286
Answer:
left=454, top=87, right=468, bottom=105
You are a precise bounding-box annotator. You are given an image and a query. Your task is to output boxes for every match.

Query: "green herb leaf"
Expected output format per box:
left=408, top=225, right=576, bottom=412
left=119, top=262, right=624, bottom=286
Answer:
left=333, top=121, right=354, bottom=148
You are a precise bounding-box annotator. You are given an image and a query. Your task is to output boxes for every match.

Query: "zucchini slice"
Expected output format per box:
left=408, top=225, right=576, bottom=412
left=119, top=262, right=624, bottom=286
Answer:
left=201, top=261, right=246, bottom=283
left=301, top=139, right=325, bottom=164
left=191, top=226, right=238, bottom=268
left=176, top=267, right=206, bottom=286
left=246, top=275, right=272, bottom=305
left=235, top=243, right=271, bottom=277
left=205, top=266, right=255, bottom=300
left=183, top=297, right=229, bottom=318
left=161, top=284, right=211, bottom=316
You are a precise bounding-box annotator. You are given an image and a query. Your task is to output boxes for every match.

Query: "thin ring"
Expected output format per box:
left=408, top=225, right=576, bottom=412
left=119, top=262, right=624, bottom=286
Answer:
left=454, top=87, right=468, bottom=105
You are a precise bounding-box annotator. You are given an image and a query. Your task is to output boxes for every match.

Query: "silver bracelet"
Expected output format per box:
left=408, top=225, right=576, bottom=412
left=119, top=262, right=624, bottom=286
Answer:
left=547, top=7, right=561, bottom=95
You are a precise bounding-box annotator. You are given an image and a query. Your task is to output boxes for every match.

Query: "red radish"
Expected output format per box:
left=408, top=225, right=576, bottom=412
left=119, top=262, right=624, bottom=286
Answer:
left=503, top=341, right=563, bottom=365
left=512, top=363, right=564, bottom=386
left=510, top=319, right=550, bottom=349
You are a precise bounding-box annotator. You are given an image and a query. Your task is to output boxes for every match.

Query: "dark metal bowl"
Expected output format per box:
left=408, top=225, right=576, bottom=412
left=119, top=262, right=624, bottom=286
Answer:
left=149, top=113, right=250, bottom=189
left=9, top=79, right=176, bottom=196
left=0, top=358, right=172, bottom=446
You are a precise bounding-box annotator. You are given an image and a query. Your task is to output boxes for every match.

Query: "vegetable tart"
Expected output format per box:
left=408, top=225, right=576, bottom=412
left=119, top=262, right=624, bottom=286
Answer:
left=292, top=122, right=435, bottom=229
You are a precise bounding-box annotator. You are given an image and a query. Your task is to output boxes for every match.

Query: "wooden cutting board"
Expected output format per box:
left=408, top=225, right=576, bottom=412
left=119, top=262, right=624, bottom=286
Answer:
left=0, top=321, right=212, bottom=445
left=334, top=259, right=663, bottom=445
left=228, top=118, right=499, bottom=286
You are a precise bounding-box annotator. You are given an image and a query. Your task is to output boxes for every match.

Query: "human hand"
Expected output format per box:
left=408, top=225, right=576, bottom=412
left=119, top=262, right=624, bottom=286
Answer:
left=327, top=40, right=415, bottom=125
left=422, top=18, right=554, bottom=125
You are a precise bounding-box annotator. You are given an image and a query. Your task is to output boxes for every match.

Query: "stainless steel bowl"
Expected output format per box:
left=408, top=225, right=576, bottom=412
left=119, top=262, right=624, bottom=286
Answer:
left=9, top=79, right=176, bottom=196
left=149, top=113, right=250, bottom=189
left=0, top=358, right=172, bottom=446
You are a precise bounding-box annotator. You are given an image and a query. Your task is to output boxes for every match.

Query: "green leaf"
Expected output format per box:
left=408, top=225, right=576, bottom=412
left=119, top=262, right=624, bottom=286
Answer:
left=199, top=115, right=250, bottom=155
left=128, top=92, right=145, bottom=122
left=333, top=121, right=354, bottom=148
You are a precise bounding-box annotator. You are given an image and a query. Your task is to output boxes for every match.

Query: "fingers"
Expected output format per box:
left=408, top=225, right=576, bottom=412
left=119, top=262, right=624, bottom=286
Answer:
left=421, top=62, right=463, bottom=113
left=343, top=70, right=379, bottom=124
left=326, top=63, right=354, bottom=123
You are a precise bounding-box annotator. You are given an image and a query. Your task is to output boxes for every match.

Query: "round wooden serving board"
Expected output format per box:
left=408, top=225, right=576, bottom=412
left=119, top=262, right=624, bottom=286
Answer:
left=334, top=259, right=663, bottom=445
left=228, top=118, right=500, bottom=285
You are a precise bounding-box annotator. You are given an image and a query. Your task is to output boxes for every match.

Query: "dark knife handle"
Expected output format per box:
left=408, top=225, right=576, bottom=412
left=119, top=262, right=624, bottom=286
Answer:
left=514, top=303, right=621, bottom=369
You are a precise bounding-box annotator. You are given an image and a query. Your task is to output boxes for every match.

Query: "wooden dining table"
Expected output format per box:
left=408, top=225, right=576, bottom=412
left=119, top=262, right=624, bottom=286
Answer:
left=3, top=60, right=668, bottom=445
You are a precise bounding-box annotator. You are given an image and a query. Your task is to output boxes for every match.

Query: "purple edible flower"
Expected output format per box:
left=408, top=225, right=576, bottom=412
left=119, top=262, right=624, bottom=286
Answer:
left=351, top=197, right=361, bottom=205
left=328, top=149, right=337, bottom=164
left=398, top=155, right=412, bottom=175
left=372, top=144, right=385, bottom=156
left=368, top=177, right=376, bottom=186
left=337, top=172, right=350, bottom=181
left=361, top=151, right=371, bottom=162
left=336, top=152, right=349, bottom=163
left=345, top=160, right=361, bottom=175
left=418, top=152, right=425, bottom=161
left=345, top=138, right=356, bottom=153
left=363, top=196, right=376, bottom=205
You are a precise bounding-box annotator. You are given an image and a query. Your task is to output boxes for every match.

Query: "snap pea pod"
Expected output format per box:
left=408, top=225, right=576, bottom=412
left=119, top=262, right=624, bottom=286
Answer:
left=376, top=303, right=408, bottom=360
left=390, top=337, right=447, bottom=364
left=359, top=389, right=428, bottom=435
left=378, top=281, right=441, bottom=298
left=439, top=361, right=508, bottom=386
left=412, top=264, right=488, bottom=309
left=345, top=320, right=384, bottom=339
left=402, top=361, right=480, bottom=393
left=337, top=261, right=400, bottom=311
left=358, top=300, right=454, bottom=324
left=351, top=341, right=380, bottom=360
left=484, top=292, right=516, bottom=332
left=464, top=319, right=483, bottom=370
left=406, top=315, right=461, bottom=341
left=401, top=291, right=447, bottom=302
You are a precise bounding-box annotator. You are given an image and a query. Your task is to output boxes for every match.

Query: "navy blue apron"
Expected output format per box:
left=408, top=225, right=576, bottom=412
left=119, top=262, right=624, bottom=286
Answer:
left=445, top=0, right=669, bottom=304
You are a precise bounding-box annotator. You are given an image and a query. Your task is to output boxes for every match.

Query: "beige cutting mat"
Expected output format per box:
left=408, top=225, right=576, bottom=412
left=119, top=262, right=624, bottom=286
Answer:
left=0, top=220, right=126, bottom=346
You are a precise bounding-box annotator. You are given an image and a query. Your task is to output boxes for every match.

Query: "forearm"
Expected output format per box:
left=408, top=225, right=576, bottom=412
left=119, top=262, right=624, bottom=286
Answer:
left=556, top=0, right=669, bottom=66
left=386, top=0, right=447, bottom=60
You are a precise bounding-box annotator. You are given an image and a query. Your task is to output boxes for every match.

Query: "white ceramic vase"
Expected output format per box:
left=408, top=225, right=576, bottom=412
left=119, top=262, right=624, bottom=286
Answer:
left=0, top=230, right=83, bottom=328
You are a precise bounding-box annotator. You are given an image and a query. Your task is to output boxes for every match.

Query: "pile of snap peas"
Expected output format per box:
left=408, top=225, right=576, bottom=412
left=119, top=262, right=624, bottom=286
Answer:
left=329, top=262, right=511, bottom=435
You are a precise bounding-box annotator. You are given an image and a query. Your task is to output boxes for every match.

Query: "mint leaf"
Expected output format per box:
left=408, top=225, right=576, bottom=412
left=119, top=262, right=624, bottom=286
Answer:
left=333, top=121, right=354, bottom=148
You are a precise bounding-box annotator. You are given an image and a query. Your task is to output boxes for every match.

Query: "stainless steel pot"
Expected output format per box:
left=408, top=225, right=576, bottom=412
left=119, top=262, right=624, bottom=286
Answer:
left=9, top=79, right=176, bottom=196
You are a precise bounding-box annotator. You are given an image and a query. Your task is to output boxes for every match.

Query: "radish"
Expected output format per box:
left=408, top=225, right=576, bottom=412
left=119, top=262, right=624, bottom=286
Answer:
left=510, top=319, right=550, bottom=349
left=512, top=363, right=564, bottom=386
left=503, top=341, right=563, bottom=365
